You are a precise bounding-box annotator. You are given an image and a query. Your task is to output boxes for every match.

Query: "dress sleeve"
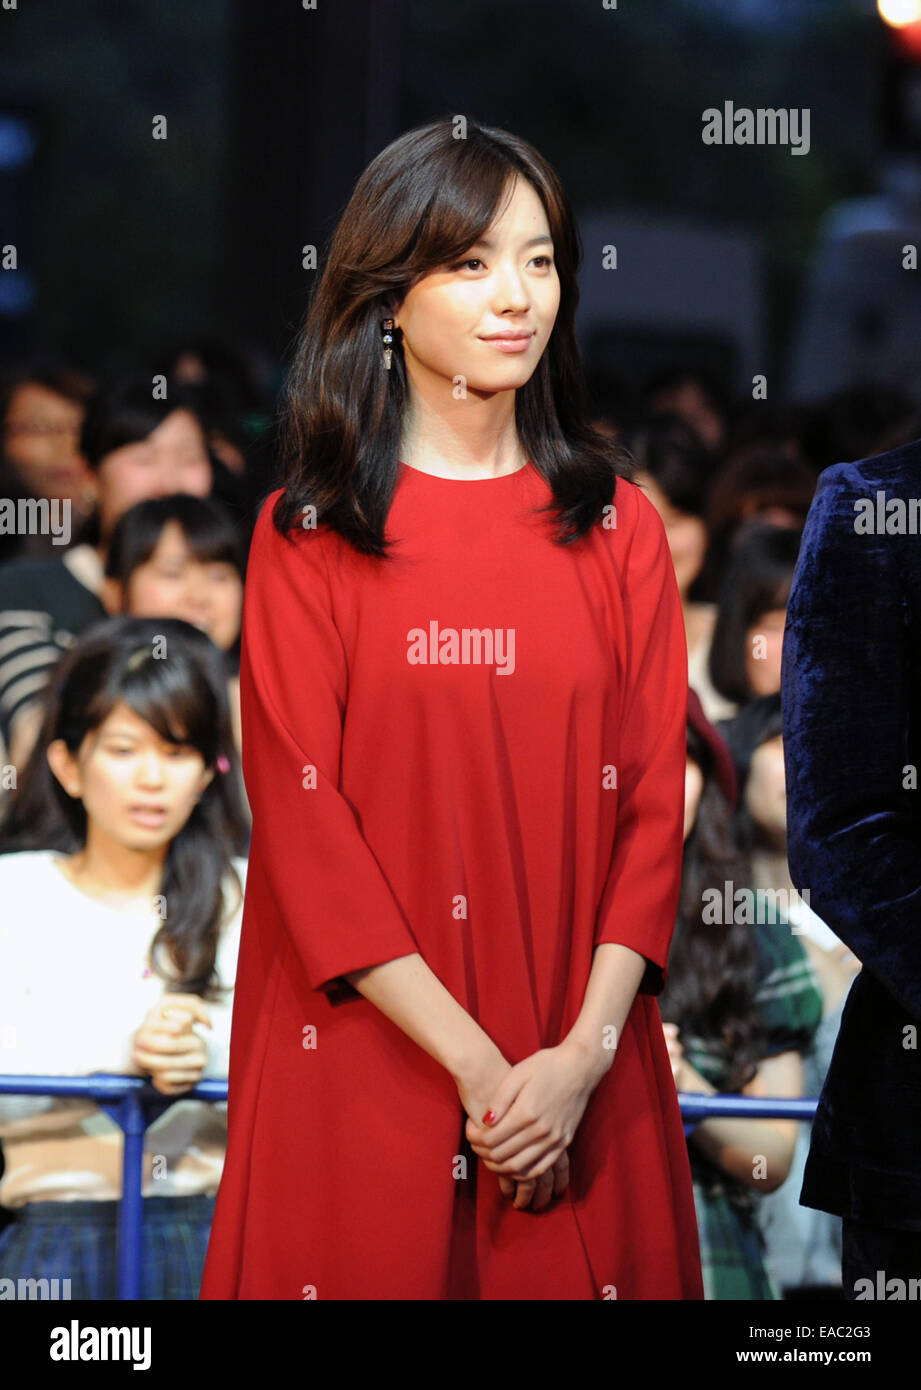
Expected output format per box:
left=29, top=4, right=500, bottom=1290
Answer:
left=239, top=498, right=420, bottom=1000
left=592, top=483, right=689, bottom=995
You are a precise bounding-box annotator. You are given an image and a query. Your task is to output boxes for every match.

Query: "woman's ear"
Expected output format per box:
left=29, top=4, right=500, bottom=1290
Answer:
left=46, top=738, right=80, bottom=799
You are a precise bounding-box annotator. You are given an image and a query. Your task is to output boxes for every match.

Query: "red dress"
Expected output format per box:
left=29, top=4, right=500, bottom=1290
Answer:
left=200, top=460, right=703, bottom=1300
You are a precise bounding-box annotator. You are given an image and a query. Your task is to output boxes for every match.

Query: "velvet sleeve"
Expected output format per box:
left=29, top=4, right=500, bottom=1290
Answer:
left=783, top=461, right=921, bottom=1023
left=239, top=496, right=420, bottom=999
left=593, top=483, right=689, bottom=995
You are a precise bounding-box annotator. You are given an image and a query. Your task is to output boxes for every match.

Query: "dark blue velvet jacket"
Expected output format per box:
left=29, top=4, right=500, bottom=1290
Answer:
left=783, top=439, right=921, bottom=1231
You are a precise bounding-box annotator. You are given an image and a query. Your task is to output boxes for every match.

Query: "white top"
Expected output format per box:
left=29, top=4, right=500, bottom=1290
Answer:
left=0, top=848, right=246, bottom=1206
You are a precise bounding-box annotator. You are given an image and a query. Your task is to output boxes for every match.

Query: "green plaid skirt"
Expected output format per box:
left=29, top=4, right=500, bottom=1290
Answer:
left=0, top=1194, right=216, bottom=1300
left=692, top=1177, right=779, bottom=1300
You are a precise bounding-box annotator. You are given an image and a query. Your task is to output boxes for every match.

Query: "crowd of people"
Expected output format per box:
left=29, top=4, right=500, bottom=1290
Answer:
left=0, top=345, right=910, bottom=1299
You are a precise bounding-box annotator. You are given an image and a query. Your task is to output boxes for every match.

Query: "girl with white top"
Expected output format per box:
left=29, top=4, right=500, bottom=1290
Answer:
left=0, top=614, right=249, bottom=1299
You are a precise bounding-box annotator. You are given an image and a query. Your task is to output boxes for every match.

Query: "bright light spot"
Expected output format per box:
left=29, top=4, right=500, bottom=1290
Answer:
left=879, top=0, right=921, bottom=28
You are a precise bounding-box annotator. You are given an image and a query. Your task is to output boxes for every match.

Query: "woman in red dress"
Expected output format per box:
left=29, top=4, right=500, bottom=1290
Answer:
left=200, top=115, right=703, bottom=1301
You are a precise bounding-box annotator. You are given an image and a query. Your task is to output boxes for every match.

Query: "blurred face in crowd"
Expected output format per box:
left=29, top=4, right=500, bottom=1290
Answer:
left=47, top=700, right=214, bottom=853
left=95, top=410, right=212, bottom=543
left=637, top=470, right=707, bottom=599
left=684, top=756, right=704, bottom=842
left=112, top=520, right=243, bottom=651
left=744, top=734, right=786, bottom=848
left=648, top=381, right=724, bottom=454
left=2, top=381, right=94, bottom=504
left=393, top=175, right=560, bottom=403
left=745, top=607, right=786, bottom=697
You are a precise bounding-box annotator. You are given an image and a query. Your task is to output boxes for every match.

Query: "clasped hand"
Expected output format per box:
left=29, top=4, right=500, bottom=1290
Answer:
left=459, top=1041, right=608, bottom=1214
left=132, top=993, right=213, bottom=1096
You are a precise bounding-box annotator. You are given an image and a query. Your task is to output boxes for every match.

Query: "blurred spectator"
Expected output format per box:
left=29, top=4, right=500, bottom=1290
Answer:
left=102, top=494, right=246, bottom=770
left=0, top=373, right=218, bottom=775
left=154, top=333, right=280, bottom=528
left=0, top=358, right=97, bottom=565
left=660, top=690, right=823, bottom=1299
left=708, top=523, right=803, bottom=719
left=697, top=451, right=816, bottom=603
left=642, top=364, right=732, bottom=458
left=621, top=413, right=722, bottom=717
left=718, top=696, right=860, bottom=1298
left=723, top=401, right=816, bottom=473
left=0, top=616, right=249, bottom=1299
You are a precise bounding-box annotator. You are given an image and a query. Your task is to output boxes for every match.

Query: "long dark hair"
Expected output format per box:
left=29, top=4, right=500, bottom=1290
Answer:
left=0, top=617, right=250, bottom=999
left=659, top=718, right=765, bottom=1093
left=272, top=114, right=635, bottom=556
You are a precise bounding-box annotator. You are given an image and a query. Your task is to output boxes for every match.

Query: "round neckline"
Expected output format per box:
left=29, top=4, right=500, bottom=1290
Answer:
left=398, top=459, right=532, bottom=483
left=48, top=851, right=160, bottom=917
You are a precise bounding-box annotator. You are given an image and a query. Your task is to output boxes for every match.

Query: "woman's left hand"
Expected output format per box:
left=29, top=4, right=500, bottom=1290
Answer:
left=465, top=1040, right=609, bottom=1188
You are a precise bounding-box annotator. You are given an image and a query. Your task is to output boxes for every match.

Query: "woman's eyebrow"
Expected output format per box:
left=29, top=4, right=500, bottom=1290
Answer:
left=471, top=233, right=554, bottom=250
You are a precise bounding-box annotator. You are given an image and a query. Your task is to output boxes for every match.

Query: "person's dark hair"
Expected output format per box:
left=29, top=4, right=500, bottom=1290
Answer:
left=72, top=371, right=215, bottom=549
left=104, top=494, right=246, bottom=667
left=154, top=333, right=278, bottom=420
left=695, top=451, right=815, bottom=603
left=272, top=114, right=636, bottom=557
left=718, top=692, right=784, bottom=821
left=105, top=493, right=246, bottom=582
left=620, top=412, right=713, bottom=517
left=658, top=716, right=764, bottom=1093
left=0, top=355, right=96, bottom=426
left=642, top=364, right=733, bottom=423
left=708, top=523, right=802, bottom=706
left=0, top=616, right=249, bottom=999
left=80, top=371, right=211, bottom=473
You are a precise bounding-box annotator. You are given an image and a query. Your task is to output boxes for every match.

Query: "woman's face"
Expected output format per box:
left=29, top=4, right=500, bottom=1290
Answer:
left=95, top=410, right=212, bottom=542
left=744, top=734, right=786, bottom=844
left=637, top=471, right=707, bottom=598
left=117, top=520, right=243, bottom=650
left=684, top=756, right=703, bottom=842
left=47, top=699, right=214, bottom=851
left=393, top=174, right=560, bottom=397
left=2, top=381, right=93, bottom=503
left=745, top=607, right=786, bottom=696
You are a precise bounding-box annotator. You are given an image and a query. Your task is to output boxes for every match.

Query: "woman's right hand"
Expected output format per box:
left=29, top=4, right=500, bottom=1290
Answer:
left=454, top=1042, right=571, bottom=1211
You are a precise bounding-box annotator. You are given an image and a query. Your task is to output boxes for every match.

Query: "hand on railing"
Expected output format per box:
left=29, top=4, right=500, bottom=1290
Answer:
left=131, top=994, right=214, bottom=1097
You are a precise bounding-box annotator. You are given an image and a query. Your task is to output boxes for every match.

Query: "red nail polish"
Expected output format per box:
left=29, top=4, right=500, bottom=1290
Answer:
left=482, top=1109, right=496, bottom=1124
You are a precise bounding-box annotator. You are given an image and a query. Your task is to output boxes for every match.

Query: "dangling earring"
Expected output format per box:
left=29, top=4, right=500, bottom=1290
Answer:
left=382, top=318, right=396, bottom=370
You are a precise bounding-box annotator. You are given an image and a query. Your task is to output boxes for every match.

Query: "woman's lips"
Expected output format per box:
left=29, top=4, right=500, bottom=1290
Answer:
left=127, top=806, right=168, bottom=827
left=479, top=335, right=533, bottom=353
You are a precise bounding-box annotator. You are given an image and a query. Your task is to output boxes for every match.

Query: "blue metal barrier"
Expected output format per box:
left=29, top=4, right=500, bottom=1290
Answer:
left=0, top=1074, right=819, bottom=1299
left=0, top=1074, right=227, bottom=1299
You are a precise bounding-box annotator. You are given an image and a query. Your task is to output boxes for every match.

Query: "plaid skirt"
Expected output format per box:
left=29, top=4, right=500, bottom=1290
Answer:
left=0, top=1194, right=216, bottom=1300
